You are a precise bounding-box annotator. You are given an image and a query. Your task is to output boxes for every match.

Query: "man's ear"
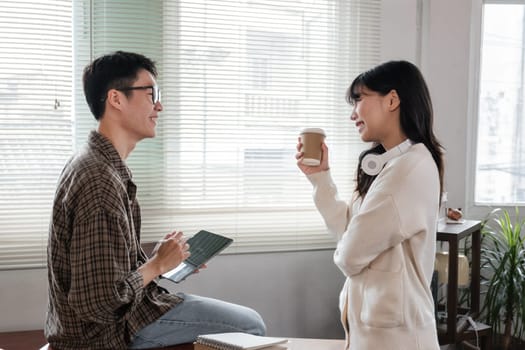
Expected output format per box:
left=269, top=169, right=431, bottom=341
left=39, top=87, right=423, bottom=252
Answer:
left=106, top=89, right=124, bottom=111
left=388, top=89, right=400, bottom=111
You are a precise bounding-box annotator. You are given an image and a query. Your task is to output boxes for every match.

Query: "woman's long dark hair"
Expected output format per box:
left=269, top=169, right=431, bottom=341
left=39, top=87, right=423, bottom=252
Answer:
left=347, top=60, right=444, bottom=200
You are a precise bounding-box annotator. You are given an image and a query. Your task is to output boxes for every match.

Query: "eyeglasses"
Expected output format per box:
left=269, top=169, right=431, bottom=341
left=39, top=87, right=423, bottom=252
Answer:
left=117, top=85, right=161, bottom=104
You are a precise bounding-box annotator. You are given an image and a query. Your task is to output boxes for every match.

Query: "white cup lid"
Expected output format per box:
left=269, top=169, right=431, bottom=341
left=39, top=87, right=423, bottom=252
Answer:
left=300, top=127, right=325, bottom=136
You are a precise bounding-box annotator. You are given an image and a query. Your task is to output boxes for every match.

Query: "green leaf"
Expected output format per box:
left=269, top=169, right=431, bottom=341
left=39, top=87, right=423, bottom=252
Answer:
left=480, top=207, right=525, bottom=341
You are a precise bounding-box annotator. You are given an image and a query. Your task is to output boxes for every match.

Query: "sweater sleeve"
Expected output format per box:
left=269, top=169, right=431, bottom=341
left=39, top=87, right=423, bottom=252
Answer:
left=307, top=170, right=351, bottom=240
left=332, top=150, right=439, bottom=277
left=333, top=191, right=403, bottom=277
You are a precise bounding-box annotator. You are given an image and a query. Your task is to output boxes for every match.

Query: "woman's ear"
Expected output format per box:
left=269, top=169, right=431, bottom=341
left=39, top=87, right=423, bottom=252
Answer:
left=388, top=89, right=400, bottom=111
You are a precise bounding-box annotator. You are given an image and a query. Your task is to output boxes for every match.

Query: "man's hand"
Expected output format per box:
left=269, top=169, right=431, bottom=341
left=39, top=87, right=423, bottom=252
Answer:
left=153, top=231, right=191, bottom=273
left=138, top=230, right=190, bottom=286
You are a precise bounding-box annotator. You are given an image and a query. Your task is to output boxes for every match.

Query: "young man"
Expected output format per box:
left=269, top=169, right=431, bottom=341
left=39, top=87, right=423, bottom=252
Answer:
left=46, top=51, right=266, bottom=350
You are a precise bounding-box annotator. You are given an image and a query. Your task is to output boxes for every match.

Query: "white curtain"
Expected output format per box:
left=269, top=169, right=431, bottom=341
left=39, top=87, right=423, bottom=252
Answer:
left=0, top=0, right=381, bottom=269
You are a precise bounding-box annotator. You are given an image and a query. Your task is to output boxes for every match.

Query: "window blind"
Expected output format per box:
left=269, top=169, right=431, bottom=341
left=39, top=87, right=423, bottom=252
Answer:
left=158, top=0, right=381, bottom=252
left=0, top=0, right=381, bottom=269
left=0, top=0, right=73, bottom=269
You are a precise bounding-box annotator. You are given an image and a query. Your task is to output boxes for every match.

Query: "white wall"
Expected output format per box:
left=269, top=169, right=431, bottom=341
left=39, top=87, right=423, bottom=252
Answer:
left=0, top=0, right=480, bottom=338
left=381, top=0, right=481, bottom=214
left=0, top=251, right=345, bottom=338
left=160, top=251, right=345, bottom=338
left=420, top=0, right=482, bottom=214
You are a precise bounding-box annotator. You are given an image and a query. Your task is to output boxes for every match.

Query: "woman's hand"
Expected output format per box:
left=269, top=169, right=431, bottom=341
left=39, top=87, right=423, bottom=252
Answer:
left=295, top=137, right=330, bottom=175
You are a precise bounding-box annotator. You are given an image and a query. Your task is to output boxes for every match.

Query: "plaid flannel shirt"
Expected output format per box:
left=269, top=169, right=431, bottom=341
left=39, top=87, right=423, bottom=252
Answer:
left=45, top=131, right=181, bottom=350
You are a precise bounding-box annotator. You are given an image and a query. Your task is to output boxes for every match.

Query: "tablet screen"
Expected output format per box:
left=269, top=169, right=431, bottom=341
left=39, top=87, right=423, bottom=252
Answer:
left=162, top=230, right=233, bottom=283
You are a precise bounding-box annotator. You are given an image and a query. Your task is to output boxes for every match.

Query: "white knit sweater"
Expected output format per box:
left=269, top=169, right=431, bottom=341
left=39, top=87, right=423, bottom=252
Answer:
left=308, top=143, right=441, bottom=350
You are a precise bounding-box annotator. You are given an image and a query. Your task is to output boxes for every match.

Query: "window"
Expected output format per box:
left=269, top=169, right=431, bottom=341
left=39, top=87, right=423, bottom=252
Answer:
left=475, top=1, right=525, bottom=205
left=0, top=0, right=73, bottom=269
left=0, top=0, right=381, bottom=269
left=158, top=0, right=380, bottom=252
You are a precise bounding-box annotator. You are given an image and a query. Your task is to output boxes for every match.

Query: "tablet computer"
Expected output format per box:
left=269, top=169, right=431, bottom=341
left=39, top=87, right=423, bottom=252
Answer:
left=162, top=230, right=233, bottom=283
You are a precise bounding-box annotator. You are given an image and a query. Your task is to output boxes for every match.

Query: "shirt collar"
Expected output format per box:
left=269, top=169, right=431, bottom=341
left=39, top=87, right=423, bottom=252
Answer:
left=88, top=130, right=133, bottom=183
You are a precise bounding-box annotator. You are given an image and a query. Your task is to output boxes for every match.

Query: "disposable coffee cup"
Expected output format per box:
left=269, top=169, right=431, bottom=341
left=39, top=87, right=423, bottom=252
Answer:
left=300, top=128, right=326, bottom=166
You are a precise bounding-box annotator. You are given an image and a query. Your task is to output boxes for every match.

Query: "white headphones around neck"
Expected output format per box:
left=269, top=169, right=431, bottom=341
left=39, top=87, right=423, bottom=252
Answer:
left=361, top=139, right=413, bottom=176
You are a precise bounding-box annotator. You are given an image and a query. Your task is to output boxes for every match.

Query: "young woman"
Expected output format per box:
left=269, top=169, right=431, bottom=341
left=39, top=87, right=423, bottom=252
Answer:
left=296, top=60, right=443, bottom=350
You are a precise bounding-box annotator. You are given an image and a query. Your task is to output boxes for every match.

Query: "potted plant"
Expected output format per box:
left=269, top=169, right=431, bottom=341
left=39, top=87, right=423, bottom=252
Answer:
left=480, top=207, right=525, bottom=350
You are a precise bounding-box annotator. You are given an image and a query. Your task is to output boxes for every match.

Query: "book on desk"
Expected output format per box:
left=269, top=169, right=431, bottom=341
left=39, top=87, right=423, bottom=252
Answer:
left=194, top=332, right=288, bottom=350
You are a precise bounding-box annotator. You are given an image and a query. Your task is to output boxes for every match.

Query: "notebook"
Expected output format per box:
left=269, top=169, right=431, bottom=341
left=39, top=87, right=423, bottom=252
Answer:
left=194, top=332, right=288, bottom=350
left=194, top=344, right=287, bottom=350
left=162, top=230, right=233, bottom=283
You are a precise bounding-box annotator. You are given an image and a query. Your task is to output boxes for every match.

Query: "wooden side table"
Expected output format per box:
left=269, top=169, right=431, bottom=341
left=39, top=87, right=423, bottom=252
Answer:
left=436, top=219, right=482, bottom=345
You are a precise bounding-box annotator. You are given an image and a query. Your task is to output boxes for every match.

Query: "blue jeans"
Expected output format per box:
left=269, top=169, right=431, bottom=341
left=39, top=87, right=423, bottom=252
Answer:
left=129, top=293, right=266, bottom=349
